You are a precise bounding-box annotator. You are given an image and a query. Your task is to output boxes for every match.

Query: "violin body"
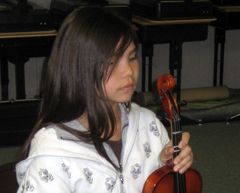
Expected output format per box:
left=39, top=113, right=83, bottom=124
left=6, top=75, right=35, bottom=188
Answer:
left=143, top=166, right=202, bottom=193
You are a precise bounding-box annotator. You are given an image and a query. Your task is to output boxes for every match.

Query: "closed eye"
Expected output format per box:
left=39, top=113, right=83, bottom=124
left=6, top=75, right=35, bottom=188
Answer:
left=129, top=51, right=137, bottom=61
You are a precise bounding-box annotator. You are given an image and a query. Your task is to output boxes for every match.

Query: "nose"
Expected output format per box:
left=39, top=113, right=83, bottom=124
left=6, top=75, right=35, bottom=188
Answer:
left=124, top=61, right=134, bottom=77
left=126, top=64, right=133, bottom=76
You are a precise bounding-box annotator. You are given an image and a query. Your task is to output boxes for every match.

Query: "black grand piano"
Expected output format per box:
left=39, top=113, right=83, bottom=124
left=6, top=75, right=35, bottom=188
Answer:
left=129, top=0, right=214, bottom=103
left=0, top=0, right=56, bottom=100
left=0, top=0, right=131, bottom=101
left=0, top=0, right=56, bottom=146
left=0, top=0, right=131, bottom=146
left=210, top=0, right=240, bottom=86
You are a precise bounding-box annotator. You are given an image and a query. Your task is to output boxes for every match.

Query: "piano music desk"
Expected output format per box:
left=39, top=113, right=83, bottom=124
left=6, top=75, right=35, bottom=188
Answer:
left=133, top=16, right=216, bottom=102
left=0, top=29, right=57, bottom=100
left=211, top=6, right=240, bottom=86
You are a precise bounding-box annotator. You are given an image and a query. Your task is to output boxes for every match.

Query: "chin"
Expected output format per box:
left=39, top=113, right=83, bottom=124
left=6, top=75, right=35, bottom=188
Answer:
left=119, top=96, right=133, bottom=103
left=112, top=92, right=134, bottom=103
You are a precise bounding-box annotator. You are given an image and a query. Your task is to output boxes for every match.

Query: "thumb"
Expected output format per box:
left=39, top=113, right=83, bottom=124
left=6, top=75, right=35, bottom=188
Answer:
left=160, top=141, right=173, bottom=163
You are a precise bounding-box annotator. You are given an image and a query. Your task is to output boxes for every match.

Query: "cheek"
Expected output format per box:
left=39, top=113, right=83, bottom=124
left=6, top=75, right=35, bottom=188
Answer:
left=133, top=62, right=140, bottom=82
left=104, top=77, right=116, bottom=96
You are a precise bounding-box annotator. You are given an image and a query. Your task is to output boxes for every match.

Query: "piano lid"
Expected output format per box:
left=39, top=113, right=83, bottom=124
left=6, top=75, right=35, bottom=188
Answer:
left=0, top=0, right=52, bottom=32
left=49, top=0, right=131, bottom=28
left=4, top=0, right=32, bottom=11
left=130, top=0, right=213, bottom=20
left=210, top=0, right=240, bottom=6
left=50, top=0, right=108, bottom=13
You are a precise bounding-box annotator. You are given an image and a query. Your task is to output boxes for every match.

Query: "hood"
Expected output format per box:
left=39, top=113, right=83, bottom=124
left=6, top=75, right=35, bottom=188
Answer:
left=15, top=103, right=143, bottom=184
left=15, top=120, right=103, bottom=182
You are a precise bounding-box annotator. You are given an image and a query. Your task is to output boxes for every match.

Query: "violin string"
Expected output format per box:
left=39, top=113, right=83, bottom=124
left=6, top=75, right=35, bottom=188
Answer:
left=166, top=88, right=187, bottom=193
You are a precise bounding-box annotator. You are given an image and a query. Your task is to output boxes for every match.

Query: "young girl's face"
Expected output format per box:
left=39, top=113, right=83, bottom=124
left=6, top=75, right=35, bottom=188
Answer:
left=104, top=42, right=139, bottom=105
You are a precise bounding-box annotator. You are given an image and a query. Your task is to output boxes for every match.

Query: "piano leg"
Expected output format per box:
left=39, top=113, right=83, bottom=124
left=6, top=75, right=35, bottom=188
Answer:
left=0, top=58, right=9, bottom=100
left=141, top=44, right=153, bottom=92
left=9, top=57, right=29, bottom=99
left=213, top=27, right=226, bottom=86
left=169, top=41, right=183, bottom=103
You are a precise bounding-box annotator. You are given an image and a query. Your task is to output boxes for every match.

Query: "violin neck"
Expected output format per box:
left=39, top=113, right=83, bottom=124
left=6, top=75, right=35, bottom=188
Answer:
left=174, top=172, right=187, bottom=193
left=172, top=116, right=182, bottom=158
left=166, top=90, right=183, bottom=158
left=172, top=118, right=187, bottom=193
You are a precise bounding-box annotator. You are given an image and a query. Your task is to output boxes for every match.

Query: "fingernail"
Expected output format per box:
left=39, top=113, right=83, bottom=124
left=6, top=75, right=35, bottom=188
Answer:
left=173, top=166, right=178, bottom=172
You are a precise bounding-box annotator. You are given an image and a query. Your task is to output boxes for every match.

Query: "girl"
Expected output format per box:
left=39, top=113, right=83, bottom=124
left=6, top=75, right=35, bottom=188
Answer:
left=16, top=7, right=193, bottom=193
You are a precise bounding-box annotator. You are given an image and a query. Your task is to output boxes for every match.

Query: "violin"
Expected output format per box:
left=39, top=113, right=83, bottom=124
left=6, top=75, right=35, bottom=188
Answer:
left=142, top=74, right=202, bottom=193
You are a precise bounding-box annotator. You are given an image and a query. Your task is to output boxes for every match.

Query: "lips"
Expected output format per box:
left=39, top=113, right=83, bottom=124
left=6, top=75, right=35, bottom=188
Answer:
left=120, top=84, right=134, bottom=93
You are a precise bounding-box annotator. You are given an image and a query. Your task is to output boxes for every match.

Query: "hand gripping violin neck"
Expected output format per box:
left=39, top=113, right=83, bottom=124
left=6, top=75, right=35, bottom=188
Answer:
left=142, top=74, right=202, bottom=193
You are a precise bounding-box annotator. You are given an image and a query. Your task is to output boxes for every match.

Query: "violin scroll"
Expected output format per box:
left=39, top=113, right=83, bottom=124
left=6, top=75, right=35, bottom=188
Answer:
left=157, top=74, right=177, bottom=120
left=157, top=74, right=176, bottom=95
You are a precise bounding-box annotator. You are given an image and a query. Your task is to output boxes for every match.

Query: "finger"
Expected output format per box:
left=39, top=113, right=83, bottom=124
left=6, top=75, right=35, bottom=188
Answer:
left=173, top=152, right=193, bottom=173
left=179, top=132, right=190, bottom=148
left=176, top=158, right=193, bottom=174
left=160, top=145, right=174, bottom=162
left=173, top=147, right=193, bottom=173
left=166, top=140, right=173, bottom=147
left=160, top=141, right=174, bottom=163
left=174, top=145, right=192, bottom=165
left=164, top=141, right=174, bottom=156
left=165, top=146, right=174, bottom=159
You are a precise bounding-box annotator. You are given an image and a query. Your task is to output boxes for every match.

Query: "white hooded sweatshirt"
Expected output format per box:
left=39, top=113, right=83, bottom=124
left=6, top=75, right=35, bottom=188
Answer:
left=16, top=103, right=169, bottom=193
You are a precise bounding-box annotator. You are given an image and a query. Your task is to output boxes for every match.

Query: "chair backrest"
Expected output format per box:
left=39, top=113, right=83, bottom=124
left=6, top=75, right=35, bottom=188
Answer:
left=0, top=162, right=18, bottom=193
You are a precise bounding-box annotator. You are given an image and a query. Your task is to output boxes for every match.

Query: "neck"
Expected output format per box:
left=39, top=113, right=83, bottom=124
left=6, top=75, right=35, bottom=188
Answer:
left=109, top=104, right=122, bottom=141
left=78, top=103, right=123, bottom=141
left=78, top=112, right=89, bottom=129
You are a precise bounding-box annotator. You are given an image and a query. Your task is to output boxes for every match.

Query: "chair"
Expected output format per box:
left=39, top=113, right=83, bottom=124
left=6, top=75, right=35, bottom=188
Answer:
left=0, top=162, right=18, bottom=193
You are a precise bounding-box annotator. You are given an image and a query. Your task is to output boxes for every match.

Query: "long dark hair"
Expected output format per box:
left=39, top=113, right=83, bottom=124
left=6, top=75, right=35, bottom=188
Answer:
left=22, top=7, right=138, bottom=165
